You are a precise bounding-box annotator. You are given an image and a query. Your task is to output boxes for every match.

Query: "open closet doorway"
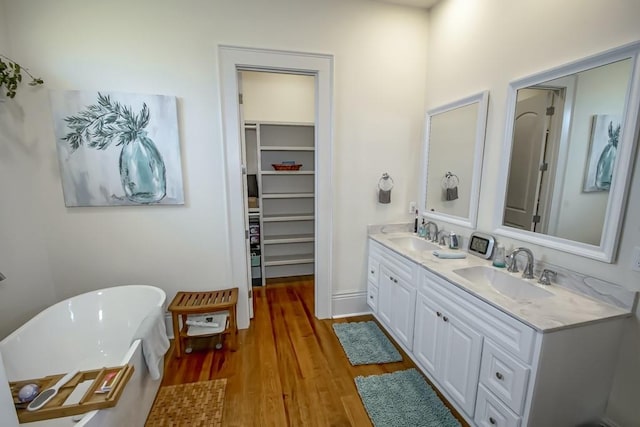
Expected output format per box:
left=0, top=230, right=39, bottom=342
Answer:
left=219, top=46, right=333, bottom=329
left=239, top=70, right=316, bottom=291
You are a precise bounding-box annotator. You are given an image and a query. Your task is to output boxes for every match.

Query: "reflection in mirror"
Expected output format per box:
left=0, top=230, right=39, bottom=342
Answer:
left=496, top=42, right=640, bottom=262
left=421, top=91, right=489, bottom=228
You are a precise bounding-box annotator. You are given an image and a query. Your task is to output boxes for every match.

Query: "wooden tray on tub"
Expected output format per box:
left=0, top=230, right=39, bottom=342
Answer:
left=9, top=365, right=134, bottom=423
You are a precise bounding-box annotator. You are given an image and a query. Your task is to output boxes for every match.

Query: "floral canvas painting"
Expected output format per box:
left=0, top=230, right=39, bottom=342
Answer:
left=50, top=90, right=184, bottom=206
left=583, top=114, right=621, bottom=193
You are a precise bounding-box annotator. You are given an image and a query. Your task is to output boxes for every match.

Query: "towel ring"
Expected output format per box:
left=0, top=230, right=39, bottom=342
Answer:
left=441, top=172, right=459, bottom=189
left=378, top=173, right=394, bottom=191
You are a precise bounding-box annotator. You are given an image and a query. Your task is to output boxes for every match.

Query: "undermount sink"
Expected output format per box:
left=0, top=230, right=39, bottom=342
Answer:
left=453, top=266, right=553, bottom=300
left=388, top=236, right=440, bottom=253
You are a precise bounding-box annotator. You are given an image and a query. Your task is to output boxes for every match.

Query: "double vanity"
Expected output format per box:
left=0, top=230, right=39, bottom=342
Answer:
left=367, top=230, right=632, bottom=427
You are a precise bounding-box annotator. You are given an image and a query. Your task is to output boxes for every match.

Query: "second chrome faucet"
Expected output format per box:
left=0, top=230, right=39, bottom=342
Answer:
left=507, top=247, right=535, bottom=279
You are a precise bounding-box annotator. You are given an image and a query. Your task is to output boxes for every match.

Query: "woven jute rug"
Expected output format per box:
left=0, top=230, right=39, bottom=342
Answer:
left=145, top=378, right=227, bottom=427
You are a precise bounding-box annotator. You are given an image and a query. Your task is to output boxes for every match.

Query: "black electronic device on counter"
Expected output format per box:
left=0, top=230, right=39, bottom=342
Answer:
left=468, top=232, right=495, bottom=259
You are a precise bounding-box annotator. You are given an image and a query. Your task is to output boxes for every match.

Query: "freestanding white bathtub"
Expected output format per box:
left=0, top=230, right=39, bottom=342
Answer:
left=0, top=285, right=167, bottom=427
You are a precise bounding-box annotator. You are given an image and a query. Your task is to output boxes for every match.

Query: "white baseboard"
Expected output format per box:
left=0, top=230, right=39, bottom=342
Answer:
left=331, top=291, right=371, bottom=318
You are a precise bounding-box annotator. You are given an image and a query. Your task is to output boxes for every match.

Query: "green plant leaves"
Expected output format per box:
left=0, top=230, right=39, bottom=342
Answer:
left=62, top=92, right=151, bottom=152
left=0, top=55, right=44, bottom=98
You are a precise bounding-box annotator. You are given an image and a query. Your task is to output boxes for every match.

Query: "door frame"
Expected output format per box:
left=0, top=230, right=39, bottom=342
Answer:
left=218, top=45, right=334, bottom=329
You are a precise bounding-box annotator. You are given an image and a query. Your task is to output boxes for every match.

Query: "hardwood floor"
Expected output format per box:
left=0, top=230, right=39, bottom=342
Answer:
left=161, top=277, right=467, bottom=426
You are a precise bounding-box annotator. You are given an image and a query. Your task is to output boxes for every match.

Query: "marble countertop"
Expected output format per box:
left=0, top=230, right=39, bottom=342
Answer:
left=369, top=231, right=632, bottom=332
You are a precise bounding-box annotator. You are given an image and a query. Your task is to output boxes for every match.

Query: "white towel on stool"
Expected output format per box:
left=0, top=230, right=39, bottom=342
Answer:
left=133, top=306, right=170, bottom=380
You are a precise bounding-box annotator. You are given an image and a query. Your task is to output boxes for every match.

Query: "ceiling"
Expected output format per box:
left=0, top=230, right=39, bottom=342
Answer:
left=378, top=0, right=441, bottom=9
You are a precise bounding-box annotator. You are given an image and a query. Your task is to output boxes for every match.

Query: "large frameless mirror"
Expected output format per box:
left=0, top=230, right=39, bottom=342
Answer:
left=494, top=42, right=640, bottom=262
left=420, top=91, right=489, bottom=229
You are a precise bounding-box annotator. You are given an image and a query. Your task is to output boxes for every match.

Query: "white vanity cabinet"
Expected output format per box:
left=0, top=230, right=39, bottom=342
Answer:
left=414, top=290, right=483, bottom=416
left=369, top=240, right=417, bottom=351
left=368, top=237, right=628, bottom=427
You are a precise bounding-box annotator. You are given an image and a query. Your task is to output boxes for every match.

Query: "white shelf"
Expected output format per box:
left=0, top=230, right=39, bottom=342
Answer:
left=261, top=171, right=314, bottom=175
left=244, top=121, right=316, bottom=285
left=264, top=254, right=315, bottom=266
left=263, top=213, right=314, bottom=222
left=263, top=234, right=315, bottom=244
left=262, top=193, right=314, bottom=199
left=260, top=146, right=314, bottom=151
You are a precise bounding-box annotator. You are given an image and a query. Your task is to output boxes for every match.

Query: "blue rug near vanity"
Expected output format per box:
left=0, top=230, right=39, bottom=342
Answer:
left=332, top=321, right=402, bottom=365
left=355, top=369, right=461, bottom=427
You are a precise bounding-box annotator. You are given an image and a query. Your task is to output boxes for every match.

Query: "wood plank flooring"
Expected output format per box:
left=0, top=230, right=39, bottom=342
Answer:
left=161, top=277, right=467, bottom=426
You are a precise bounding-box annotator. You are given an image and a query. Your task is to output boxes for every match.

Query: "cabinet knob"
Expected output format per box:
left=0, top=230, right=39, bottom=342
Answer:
left=394, top=279, right=398, bottom=283
left=443, top=316, right=449, bottom=322
left=369, top=295, right=374, bottom=299
left=436, top=311, right=442, bottom=317
left=370, top=270, right=374, bottom=274
left=489, top=417, right=496, bottom=425
left=390, top=276, right=394, bottom=281
left=495, top=372, right=503, bottom=380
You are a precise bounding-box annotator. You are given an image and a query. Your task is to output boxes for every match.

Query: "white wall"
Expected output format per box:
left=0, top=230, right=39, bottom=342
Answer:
left=1, top=0, right=428, bottom=320
left=241, top=71, right=315, bottom=123
left=426, top=0, right=640, bottom=424
left=0, top=0, right=56, bottom=340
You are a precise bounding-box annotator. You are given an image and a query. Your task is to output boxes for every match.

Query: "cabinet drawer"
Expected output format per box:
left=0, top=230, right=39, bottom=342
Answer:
left=368, top=257, right=379, bottom=283
left=369, top=239, right=416, bottom=284
left=475, top=384, right=521, bottom=427
left=480, top=340, right=530, bottom=415
left=420, top=268, right=536, bottom=363
left=367, top=280, right=378, bottom=311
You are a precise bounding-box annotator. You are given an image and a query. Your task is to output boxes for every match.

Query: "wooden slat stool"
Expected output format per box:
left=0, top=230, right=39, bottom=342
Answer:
left=168, top=288, right=238, bottom=358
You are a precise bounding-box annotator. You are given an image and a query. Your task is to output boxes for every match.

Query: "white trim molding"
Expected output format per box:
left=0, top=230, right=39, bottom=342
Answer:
left=332, top=291, right=370, bottom=318
left=218, top=46, right=334, bottom=328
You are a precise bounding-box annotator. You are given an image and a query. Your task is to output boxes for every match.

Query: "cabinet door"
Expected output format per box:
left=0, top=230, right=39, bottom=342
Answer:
left=392, top=276, right=417, bottom=350
left=413, top=294, right=443, bottom=377
left=378, top=266, right=394, bottom=327
left=439, top=313, right=483, bottom=417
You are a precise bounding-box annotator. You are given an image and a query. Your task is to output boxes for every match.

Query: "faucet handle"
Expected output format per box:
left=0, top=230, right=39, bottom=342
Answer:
left=538, top=269, right=557, bottom=285
left=438, top=230, right=448, bottom=246
left=506, top=252, right=518, bottom=273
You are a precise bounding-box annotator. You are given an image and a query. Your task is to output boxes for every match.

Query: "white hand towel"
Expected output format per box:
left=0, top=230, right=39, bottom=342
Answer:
left=432, top=250, right=467, bottom=259
left=133, top=306, right=170, bottom=380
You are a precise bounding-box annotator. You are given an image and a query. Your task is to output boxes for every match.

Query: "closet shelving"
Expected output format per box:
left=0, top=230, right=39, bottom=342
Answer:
left=244, top=121, right=315, bottom=285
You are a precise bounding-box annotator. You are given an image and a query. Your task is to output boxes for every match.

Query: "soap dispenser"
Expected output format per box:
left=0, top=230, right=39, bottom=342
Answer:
left=493, top=244, right=506, bottom=268
left=418, top=219, right=426, bottom=238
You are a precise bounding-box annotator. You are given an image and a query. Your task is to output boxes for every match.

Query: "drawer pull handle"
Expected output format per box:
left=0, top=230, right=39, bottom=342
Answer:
left=436, top=311, right=442, bottom=317
left=495, top=372, right=503, bottom=380
left=443, top=316, right=449, bottom=322
left=489, top=417, right=496, bottom=425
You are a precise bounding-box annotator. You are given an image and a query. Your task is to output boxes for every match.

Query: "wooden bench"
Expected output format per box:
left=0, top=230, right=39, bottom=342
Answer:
left=168, top=288, right=238, bottom=358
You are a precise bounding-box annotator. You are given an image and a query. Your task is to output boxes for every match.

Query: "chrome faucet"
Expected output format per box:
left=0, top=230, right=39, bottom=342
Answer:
left=538, top=269, right=557, bottom=286
left=438, top=230, right=449, bottom=246
left=507, top=247, right=535, bottom=279
left=424, top=221, right=438, bottom=242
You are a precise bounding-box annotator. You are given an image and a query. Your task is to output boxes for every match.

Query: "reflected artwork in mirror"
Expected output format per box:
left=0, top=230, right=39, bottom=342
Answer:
left=496, top=42, right=640, bottom=262
left=420, top=91, right=489, bottom=229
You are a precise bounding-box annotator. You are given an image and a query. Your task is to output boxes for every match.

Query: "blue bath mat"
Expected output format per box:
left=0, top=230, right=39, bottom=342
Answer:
left=355, top=369, right=461, bottom=427
left=332, top=321, right=402, bottom=365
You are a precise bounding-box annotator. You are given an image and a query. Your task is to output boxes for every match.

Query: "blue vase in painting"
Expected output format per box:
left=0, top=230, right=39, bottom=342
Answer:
left=119, top=132, right=167, bottom=203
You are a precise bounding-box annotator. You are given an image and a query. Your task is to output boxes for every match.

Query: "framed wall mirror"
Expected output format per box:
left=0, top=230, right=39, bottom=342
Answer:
left=420, top=91, right=489, bottom=228
left=494, top=41, right=640, bottom=262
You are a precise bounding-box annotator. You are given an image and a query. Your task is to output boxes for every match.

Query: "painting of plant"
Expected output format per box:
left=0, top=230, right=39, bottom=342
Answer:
left=50, top=91, right=184, bottom=206
left=583, top=114, right=621, bottom=193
